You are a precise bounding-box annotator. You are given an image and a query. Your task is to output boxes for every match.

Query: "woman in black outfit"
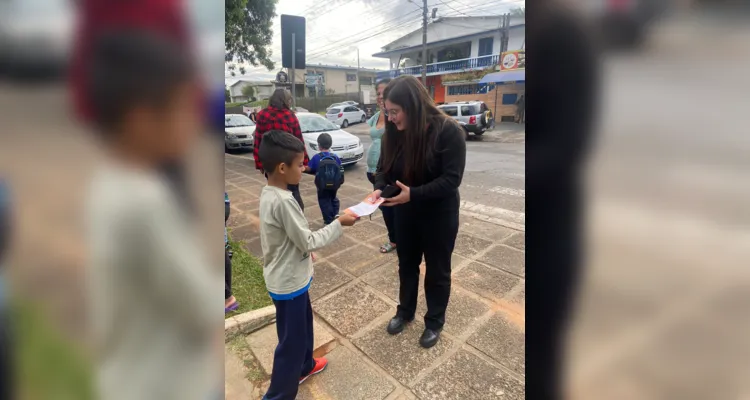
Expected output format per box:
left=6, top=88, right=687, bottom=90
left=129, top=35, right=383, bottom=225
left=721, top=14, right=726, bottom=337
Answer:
left=370, top=75, right=466, bottom=348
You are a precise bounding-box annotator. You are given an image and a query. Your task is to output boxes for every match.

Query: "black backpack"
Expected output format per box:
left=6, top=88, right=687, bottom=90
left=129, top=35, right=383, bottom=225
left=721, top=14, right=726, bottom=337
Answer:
left=315, top=155, right=344, bottom=191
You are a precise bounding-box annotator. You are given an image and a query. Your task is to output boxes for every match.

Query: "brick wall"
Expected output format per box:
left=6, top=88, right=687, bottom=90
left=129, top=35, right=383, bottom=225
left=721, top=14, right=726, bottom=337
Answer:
left=444, top=83, right=525, bottom=121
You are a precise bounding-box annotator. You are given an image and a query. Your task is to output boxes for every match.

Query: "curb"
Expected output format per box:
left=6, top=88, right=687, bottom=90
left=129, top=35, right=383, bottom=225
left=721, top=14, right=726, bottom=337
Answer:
left=225, top=305, right=276, bottom=342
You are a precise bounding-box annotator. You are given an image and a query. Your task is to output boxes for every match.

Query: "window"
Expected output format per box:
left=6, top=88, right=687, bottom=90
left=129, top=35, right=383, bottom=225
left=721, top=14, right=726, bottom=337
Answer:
left=345, top=106, right=356, bottom=112
left=460, top=106, right=471, bottom=116
left=441, top=106, right=458, bottom=117
left=478, top=37, right=494, bottom=57
left=346, top=73, right=357, bottom=82
left=502, top=93, right=519, bottom=105
left=447, top=85, right=479, bottom=96
left=360, top=76, right=373, bottom=85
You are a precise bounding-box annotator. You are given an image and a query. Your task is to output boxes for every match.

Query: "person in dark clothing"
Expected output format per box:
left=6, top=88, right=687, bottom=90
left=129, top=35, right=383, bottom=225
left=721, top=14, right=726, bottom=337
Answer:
left=371, top=75, right=467, bottom=349
left=515, top=94, right=526, bottom=124
left=526, top=2, right=598, bottom=399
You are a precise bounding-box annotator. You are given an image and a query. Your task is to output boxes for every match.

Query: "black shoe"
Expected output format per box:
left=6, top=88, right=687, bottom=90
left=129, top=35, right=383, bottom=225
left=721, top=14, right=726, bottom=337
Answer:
left=419, top=328, right=442, bottom=348
left=386, top=315, right=413, bottom=335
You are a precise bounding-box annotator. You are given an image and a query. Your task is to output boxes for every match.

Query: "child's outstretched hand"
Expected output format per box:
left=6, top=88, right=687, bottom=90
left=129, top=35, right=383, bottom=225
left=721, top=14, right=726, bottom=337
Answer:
left=338, top=213, right=358, bottom=226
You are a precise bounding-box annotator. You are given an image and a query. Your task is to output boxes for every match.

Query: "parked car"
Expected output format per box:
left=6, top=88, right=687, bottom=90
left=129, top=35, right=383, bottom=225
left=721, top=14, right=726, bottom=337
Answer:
left=437, top=101, right=493, bottom=136
left=328, top=100, right=358, bottom=109
left=297, top=112, right=364, bottom=165
left=224, top=114, right=255, bottom=151
left=0, top=0, right=74, bottom=80
left=325, top=105, right=367, bottom=128
left=293, top=106, right=309, bottom=113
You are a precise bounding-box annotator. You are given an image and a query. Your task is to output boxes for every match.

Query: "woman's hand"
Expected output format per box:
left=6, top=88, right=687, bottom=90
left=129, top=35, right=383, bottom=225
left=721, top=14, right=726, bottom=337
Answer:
left=382, top=181, right=411, bottom=206
left=368, top=189, right=382, bottom=203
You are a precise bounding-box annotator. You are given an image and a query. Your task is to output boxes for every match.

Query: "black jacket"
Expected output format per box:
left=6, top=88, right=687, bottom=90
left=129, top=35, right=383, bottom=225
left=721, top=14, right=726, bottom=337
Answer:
left=375, top=120, right=466, bottom=209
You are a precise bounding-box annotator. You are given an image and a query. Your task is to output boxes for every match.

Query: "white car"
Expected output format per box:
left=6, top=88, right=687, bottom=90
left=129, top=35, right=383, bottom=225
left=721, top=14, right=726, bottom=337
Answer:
left=297, top=112, right=364, bottom=165
left=325, top=105, right=367, bottom=128
left=224, top=114, right=255, bottom=151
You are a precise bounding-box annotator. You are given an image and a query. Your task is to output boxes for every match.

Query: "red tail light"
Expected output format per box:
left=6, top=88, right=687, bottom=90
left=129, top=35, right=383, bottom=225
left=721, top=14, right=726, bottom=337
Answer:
left=469, top=116, right=477, bottom=125
left=338, top=113, right=343, bottom=118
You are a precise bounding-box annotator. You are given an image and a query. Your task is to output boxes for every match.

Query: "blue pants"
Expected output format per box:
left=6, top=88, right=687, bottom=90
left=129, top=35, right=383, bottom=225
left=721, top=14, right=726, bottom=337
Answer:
left=263, top=291, right=315, bottom=400
left=317, top=189, right=339, bottom=225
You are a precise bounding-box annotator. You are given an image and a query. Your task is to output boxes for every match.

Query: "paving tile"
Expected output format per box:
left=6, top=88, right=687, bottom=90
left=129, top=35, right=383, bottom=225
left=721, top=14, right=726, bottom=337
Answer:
left=234, top=199, right=261, bottom=213
left=227, top=191, right=258, bottom=204
left=453, top=233, right=494, bottom=258
left=479, top=245, right=525, bottom=277
left=502, top=232, right=525, bottom=251
left=224, top=347, right=258, bottom=400
left=458, top=217, right=517, bottom=242
left=345, top=220, right=389, bottom=243
left=412, top=349, right=525, bottom=400
left=451, top=253, right=470, bottom=270
left=352, top=320, right=453, bottom=385
left=468, top=312, right=525, bottom=376
left=454, top=262, right=519, bottom=301
left=226, top=211, right=252, bottom=229
left=337, top=185, right=371, bottom=199
left=327, top=244, right=392, bottom=277
left=315, top=235, right=357, bottom=258
left=303, top=205, right=323, bottom=223
left=416, top=287, right=491, bottom=337
left=296, top=346, right=396, bottom=400
left=362, top=262, right=401, bottom=302
left=229, top=223, right=261, bottom=243
left=246, top=317, right=336, bottom=375
left=315, top=284, right=391, bottom=337
left=309, top=262, right=353, bottom=302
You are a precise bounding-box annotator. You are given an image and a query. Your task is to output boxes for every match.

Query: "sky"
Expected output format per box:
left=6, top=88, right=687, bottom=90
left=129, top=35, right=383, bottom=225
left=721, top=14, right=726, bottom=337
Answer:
left=225, top=0, right=525, bottom=85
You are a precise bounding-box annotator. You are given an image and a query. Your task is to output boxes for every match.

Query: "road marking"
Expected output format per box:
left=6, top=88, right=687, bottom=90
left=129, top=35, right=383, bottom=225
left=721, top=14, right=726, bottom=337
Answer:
left=460, top=200, right=525, bottom=227
left=489, top=186, right=525, bottom=197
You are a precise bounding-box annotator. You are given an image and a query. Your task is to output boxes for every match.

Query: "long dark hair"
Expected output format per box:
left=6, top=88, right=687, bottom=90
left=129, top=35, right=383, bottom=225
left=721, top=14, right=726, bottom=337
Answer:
left=375, top=78, right=391, bottom=111
left=380, top=75, right=459, bottom=185
left=268, top=88, right=292, bottom=110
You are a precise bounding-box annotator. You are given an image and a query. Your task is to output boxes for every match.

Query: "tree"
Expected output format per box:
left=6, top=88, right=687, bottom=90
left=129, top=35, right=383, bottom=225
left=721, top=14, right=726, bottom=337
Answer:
left=241, top=85, right=256, bottom=101
left=224, top=87, right=231, bottom=102
left=510, top=7, right=525, bottom=17
left=226, top=0, right=277, bottom=77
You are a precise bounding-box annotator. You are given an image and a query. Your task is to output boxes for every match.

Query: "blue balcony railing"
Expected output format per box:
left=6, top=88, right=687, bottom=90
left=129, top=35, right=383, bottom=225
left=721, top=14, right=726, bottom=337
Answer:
left=376, top=54, right=499, bottom=81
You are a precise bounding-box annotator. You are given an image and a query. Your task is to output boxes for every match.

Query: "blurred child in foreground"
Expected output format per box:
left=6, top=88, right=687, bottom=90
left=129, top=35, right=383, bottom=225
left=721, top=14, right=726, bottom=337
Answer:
left=84, top=30, right=221, bottom=400
left=257, top=131, right=357, bottom=400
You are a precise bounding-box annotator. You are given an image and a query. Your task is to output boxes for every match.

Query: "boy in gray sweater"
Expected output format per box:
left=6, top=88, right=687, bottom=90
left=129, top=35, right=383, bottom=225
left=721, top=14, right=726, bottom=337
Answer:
left=258, top=130, right=357, bottom=400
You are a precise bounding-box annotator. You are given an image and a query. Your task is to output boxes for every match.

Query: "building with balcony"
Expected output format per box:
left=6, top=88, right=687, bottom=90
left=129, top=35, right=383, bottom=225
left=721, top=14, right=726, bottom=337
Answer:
left=373, top=16, right=524, bottom=117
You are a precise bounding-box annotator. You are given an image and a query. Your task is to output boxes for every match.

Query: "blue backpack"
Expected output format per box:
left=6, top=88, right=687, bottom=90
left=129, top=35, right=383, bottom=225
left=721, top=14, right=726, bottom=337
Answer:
left=315, top=155, right=344, bottom=191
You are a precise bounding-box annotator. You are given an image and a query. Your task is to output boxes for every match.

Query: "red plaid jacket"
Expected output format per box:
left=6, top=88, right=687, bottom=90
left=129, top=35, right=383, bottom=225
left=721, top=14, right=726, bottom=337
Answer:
left=253, top=106, right=309, bottom=170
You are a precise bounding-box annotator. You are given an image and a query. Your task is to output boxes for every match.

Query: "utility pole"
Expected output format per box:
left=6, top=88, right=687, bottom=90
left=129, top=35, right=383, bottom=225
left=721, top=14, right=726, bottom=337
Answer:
left=356, top=48, right=361, bottom=104
left=500, top=13, right=510, bottom=53
left=421, top=0, right=428, bottom=85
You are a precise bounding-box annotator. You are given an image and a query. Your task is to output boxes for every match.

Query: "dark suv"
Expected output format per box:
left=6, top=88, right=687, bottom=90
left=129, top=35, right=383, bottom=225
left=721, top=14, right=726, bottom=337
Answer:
left=438, top=101, right=494, bottom=136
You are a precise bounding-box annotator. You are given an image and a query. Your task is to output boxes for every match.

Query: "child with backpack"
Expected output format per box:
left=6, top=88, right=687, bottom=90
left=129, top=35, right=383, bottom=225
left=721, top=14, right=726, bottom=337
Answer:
left=306, top=133, right=345, bottom=225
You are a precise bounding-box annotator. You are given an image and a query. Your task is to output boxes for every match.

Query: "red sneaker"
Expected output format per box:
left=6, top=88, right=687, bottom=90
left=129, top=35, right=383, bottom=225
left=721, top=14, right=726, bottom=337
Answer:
left=299, top=357, right=328, bottom=384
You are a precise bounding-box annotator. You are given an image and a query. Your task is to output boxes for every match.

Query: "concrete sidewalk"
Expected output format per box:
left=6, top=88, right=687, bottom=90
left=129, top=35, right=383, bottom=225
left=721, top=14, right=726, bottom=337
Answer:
left=224, top=155, right=525, bottom=400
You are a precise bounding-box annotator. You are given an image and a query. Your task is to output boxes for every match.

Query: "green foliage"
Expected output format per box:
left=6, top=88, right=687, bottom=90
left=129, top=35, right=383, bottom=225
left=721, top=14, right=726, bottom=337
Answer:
left=226, top=0, right=277, bottom=76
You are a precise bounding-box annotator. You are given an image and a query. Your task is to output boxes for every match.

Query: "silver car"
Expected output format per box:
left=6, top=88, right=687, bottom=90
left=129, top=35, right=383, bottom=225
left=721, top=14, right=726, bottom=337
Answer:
left=224, top=114, right=255, bottom=151
left=438, top=101, right=494, bottom=136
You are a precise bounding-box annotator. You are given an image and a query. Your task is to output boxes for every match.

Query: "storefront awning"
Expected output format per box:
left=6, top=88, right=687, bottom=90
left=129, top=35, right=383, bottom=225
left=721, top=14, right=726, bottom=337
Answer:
left=479, top=70, right=525, bottom=84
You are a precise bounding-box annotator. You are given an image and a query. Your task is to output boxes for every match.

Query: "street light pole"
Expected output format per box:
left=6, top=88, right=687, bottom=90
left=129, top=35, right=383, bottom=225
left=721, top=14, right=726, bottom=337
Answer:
left=356, top=48, right=361, bottom=104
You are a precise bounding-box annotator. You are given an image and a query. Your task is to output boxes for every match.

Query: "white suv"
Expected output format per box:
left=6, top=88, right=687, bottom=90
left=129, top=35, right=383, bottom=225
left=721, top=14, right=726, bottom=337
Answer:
left=325, top=105, right=367, bottom=128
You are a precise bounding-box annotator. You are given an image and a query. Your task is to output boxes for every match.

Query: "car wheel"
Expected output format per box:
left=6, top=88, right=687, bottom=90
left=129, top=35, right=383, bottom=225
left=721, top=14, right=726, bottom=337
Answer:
left=360, top=115, right=366, bottom=123
left=342, top=120, right=349, bottom=128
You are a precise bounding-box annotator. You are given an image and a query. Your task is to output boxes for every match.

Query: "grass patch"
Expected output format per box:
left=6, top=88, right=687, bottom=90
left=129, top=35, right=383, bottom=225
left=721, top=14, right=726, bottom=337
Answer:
left=12, top=301, right=94, bottom=400
left=226, top=238, right=271, bottom=318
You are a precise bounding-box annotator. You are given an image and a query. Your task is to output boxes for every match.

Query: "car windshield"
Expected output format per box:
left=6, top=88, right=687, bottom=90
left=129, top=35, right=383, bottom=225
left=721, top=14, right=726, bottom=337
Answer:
left=327, top=108, right=341, bottom=114
left=298, top=115, right=339, bottom=133
left=225, top=115, right=255, bottom=127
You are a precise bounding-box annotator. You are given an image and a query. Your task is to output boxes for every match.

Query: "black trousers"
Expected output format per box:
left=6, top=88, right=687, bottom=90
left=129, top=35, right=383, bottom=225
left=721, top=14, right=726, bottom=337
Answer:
left=393, top=203, right=459, bottom=330
left=366, top=173, right=396, bottom=244
left=225, top=248, right=232, bottom=300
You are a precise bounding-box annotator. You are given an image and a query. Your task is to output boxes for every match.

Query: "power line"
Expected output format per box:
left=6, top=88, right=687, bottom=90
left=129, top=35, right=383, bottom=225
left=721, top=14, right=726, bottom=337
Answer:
left=307, top=13, right=423, bottom=59
left=306, top=0, right=414, bottom=42
left=436, top=0, right=470, bottom=17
